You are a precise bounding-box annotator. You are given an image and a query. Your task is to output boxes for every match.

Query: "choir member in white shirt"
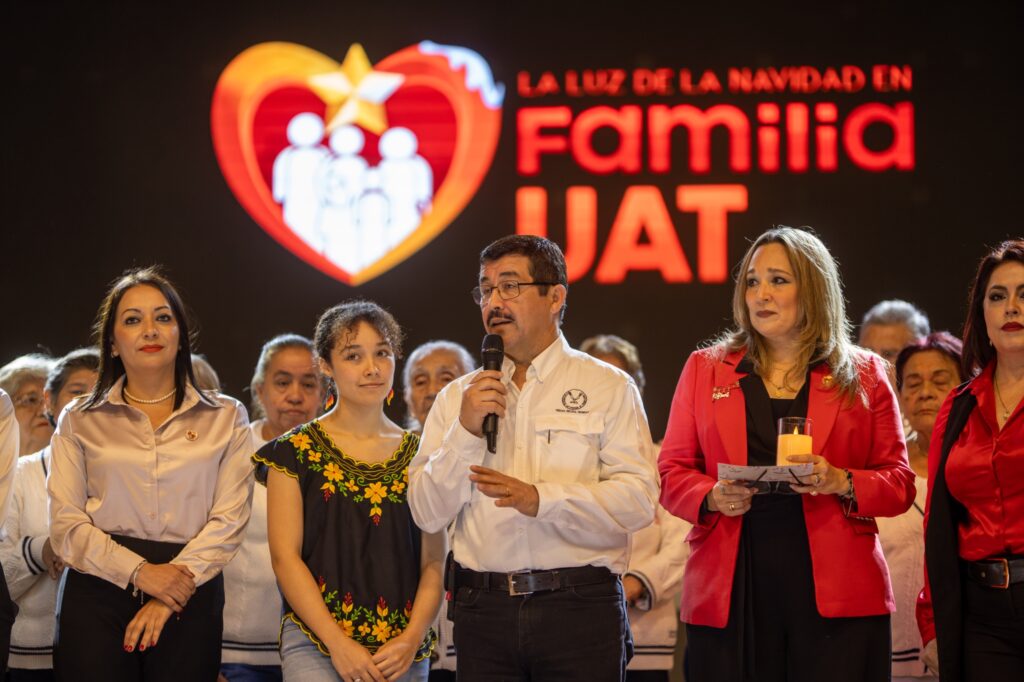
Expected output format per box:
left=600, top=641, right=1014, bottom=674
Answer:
left=400, top=340, right=474, bottom=682
left=409, top=235, right=659, bottom=681
left=220, top=334, right=323, bottom=682
left=581, top=335, right=691, bottom=682
left=48, top=267, right=254, bottom=681
left=1, top=347, right=99, bottom=680
left=0, top=388, right=19, bottom=666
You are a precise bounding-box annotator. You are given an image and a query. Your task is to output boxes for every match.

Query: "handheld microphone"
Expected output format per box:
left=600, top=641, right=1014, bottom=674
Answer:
left=481, top=334, right=504, bottom=453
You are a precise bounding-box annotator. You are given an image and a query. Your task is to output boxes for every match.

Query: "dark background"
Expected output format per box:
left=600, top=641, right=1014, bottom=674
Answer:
left=3, top=2, right=1021, bottom=436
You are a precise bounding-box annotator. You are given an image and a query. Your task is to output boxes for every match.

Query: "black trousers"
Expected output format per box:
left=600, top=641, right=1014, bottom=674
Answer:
left=963, top=578, right=1024, bottom=679
left=53, top=536, right=224, bottom=682
left=452, top=575, right=630, bottom=681
left=686, top=496, right=891, bottom=682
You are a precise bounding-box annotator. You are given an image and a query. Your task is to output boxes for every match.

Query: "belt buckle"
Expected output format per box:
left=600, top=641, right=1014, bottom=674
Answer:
left=507, top=570, right=533, bottom=596
left=994, top=558, right=1010, bottom=590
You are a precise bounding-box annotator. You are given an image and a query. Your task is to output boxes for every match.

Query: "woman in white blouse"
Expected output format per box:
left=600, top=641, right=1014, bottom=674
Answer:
left=48, top=267, right=254, bottom=681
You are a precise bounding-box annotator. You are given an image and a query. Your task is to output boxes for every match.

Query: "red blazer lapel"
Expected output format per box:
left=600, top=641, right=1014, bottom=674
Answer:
left=713, top=350, right=749, bottom=466
left=807, top=363, right=841, bottom=456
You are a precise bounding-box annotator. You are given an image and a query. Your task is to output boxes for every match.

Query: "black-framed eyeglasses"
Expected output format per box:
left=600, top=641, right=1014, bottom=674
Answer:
left=739, top=468, right=813, bottom=496
left=471, top=280, right=559, bottom=306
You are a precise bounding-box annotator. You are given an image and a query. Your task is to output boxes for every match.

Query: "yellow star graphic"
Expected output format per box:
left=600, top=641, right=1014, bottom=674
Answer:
left=307, top=44, right=404, bottom=135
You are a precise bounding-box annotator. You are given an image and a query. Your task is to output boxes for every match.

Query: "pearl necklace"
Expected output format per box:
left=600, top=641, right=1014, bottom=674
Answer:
left=123, top=386, right=176, bottom=404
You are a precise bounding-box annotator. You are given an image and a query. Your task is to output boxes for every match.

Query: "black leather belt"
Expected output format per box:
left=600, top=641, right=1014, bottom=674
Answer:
left=453, top=564, right=615, bottom=596
left=966, top=557, right=1024, bottom=589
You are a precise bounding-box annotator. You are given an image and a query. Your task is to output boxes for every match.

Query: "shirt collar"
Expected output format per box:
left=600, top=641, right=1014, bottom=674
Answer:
left=500, top=333, right=569, bottom=385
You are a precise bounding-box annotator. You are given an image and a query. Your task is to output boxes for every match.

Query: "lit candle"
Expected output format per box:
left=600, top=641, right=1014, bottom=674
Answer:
left=777, top=426, right=812, bottom=466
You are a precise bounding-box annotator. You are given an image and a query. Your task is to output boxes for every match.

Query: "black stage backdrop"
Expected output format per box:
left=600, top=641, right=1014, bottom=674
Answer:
left=2, top=2, right=1021, bottom=436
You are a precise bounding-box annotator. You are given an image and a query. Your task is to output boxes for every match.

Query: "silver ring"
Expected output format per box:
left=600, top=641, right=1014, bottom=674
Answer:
left=729, top=502, right=736, bottom=511
left=505, top=486, right=511, bottom=497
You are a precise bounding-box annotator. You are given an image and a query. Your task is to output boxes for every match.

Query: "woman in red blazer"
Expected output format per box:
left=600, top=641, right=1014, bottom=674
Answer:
left=659, top=227, right=916, bottom=682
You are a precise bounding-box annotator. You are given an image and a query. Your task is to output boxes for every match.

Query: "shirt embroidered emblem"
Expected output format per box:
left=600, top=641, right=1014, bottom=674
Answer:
left=186, top=430, right=198, bottom=441
left=561, top=389, right=588, bottom=412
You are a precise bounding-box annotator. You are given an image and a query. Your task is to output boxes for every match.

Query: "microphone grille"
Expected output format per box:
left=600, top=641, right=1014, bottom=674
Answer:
left=482, top=334, right=504, bottom=354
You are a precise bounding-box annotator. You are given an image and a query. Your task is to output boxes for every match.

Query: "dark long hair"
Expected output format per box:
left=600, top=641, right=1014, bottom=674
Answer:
left=85, top=266, right=204, bottom=410
left=962, top=240, right=1024, bottom=377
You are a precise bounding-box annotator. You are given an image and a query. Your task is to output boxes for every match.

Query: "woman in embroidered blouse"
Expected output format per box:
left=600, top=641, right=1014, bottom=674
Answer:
left=659, top=227, right=915, bottom=682
left=918, top=240, right=1024, bottom=681
left=48, top=267, right=254, bottom=681
left=258, top=301, right=445, bottom=682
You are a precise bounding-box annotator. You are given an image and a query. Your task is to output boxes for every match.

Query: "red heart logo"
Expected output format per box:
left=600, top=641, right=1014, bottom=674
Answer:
left=211, top=42, right=503, bottom=285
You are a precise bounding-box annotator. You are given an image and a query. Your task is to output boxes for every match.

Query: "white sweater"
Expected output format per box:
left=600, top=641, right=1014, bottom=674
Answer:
left=877, top=476, right=937, bottom=681
left=0, top=449, right=56, bottom=669
left=625, top=503, right=690, bottom=670
left=220, top=421, right=283, bottom=666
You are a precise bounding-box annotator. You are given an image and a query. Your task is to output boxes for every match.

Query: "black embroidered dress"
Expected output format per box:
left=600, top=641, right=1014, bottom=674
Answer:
left=253, top=421, right=434, bottom=660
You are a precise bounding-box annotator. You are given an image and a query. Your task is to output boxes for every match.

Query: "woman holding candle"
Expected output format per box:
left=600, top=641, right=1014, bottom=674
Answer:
left=659, top=226, right=916, bottom=682
left=918, top=240, right=1024, bottom=681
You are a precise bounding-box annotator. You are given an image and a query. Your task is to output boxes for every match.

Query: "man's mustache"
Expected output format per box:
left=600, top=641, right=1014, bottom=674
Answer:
left=488, top=311, right=514, bottom=324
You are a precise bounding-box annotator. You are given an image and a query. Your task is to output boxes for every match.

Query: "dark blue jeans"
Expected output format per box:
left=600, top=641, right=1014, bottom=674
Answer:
left=452, top=577, right=630, bottom=681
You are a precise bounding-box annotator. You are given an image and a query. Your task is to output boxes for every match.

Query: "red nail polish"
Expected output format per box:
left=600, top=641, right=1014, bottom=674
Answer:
left=150, top=641, right=156, bottom=647
left=124, top=645, right=133, bottom=652
left=139, top=645, right=146, bottom=651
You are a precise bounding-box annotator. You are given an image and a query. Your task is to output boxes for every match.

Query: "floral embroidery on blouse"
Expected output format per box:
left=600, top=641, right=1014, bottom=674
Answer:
left=320, top=579, right=417, bottom=652
left=277, top=422, right=413, bottom=524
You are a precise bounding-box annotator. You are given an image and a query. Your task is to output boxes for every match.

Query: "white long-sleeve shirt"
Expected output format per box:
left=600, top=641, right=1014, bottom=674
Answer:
left=409, top=334, right=658, bottom=574
left=220, top=419, right=283, bottom=667
left=48, top=379, right=254, bottom=588
left=0, top=390, right=18, bottom=531
left=0, top=448, right=55, bottom=669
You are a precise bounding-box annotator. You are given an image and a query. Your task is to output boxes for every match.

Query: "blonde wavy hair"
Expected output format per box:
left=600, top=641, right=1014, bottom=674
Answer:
left=718, top=226, right=864, bottom=403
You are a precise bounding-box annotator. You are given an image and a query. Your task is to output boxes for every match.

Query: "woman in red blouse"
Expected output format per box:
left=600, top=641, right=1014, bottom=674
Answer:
left=918, top=239, right=1024, bottom=681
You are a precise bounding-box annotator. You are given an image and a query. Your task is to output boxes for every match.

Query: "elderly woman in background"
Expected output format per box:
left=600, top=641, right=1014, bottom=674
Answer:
left=876, top=332, right=963, bottom=682
left=0, top=390, right=21, bottom=666
left=582, top=334, right=690, bottom=682
left=1, top=348, right=100, bottom=680
left=220, top=334, right=324, bottom=682
left=402, top=340, right=474, bottom=435
left=659, top=226, right=915, bottom=682
left=400, top=339, right=473, bottom=682
left=48, top=267, right=254, bottom=681
left=919, top=240, right=1024, bottom=681
left=0, top=354, right=55, bottom=456
left=191, top=354, right=222, bottom=393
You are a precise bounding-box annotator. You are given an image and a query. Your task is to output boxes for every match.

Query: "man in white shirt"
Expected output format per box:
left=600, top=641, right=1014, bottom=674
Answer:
left=408, top=235, right=659, bottom=681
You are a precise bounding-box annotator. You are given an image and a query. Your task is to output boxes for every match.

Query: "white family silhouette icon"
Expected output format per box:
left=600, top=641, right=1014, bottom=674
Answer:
left=272, top=112, right=433, bottom=272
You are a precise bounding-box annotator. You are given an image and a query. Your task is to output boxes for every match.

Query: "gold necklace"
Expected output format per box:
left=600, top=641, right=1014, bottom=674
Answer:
left=123, top=386, right=176, bottom=404
left=994, top=379, right=1014, bottom=422
left=765, top=364, right=798, bottom=397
